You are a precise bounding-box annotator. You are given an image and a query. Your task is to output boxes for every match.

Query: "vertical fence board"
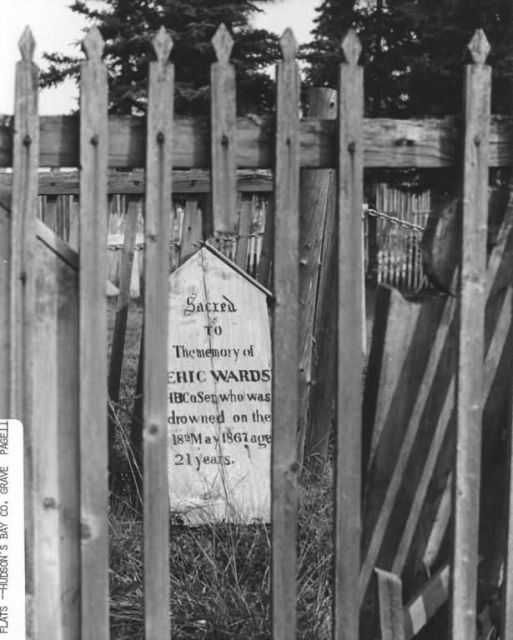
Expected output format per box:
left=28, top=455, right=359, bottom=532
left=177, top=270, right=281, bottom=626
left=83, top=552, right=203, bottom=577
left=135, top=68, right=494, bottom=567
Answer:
left=335, top=30, right=364, bottom=640
left=211, top=24, right=237, bottom=235
left=360, top=287, right=457, bottom=601
left=298, top=87, right=337, bottom=465
left=10, top=27, right=39, bottom=639
left=272, top=29, right=300, bottom=640
left=108, top=196, right=139, bottom=483
left=257, top=197, right=273, bottom=288
left=373, top=569, right=405, bottom=640
left=180, top=198, right=202, bottom=262
left=236, top=194, right=252, bottom=269
left=79, top=27, right=109, bottom=640
left=108, top=196, right=139, bottom=404
left=451, top=29, right=491, bottom=640
left=143, top=28, right=174, bottom=640
left=304, top=171, right=337, bottom=470
left=43, top=194, right=58, bottom=232
left=69, top=196, right=79, bottom=251
left=34, top=225, right=80, bottom=640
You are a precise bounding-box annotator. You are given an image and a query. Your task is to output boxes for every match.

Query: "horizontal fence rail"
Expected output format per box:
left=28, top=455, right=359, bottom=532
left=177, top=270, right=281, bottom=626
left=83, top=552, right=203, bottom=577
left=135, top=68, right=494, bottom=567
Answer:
left=0, top=114, right=512, bottom=169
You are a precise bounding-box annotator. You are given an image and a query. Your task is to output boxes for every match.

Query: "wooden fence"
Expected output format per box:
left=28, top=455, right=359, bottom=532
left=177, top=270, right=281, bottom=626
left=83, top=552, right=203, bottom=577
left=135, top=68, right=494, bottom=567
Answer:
left=368, top=183, right=431, bottom=294
left=0, top=21, right=511, bottom=640
left=32, top=187, right=270, bottom=294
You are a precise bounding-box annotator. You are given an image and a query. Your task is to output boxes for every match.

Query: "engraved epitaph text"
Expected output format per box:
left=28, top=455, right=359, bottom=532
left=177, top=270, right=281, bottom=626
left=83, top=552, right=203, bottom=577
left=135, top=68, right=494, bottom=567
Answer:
left=167, top=247, right=271, bottom=523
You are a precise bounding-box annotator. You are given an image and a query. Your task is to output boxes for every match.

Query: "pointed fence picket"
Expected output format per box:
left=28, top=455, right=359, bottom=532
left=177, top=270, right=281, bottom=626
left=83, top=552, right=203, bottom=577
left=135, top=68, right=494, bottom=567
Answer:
left=452, top=29, right=491, bottom=640
left=11, top=26, right=38, bottom=639
left=211, top=24, right=237, bottom=235
left=79, top=26, right=110, bottom=640
left=271, top=28, right=301, bottom=640
left=142, top=27, right=174, bottom=640
left=335, top=30, right=364, bottom=640
left=3, top=20, right=513, bottom=640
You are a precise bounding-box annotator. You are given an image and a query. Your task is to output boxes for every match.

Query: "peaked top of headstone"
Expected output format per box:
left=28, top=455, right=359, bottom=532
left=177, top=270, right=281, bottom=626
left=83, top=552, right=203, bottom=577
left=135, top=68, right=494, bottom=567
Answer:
left=171, top=244, right=273, bottom=300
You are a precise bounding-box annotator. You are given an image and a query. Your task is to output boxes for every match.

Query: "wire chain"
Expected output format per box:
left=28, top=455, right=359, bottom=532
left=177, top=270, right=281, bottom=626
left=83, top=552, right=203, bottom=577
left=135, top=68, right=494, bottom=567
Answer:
left=107, top=232, right=265, bottom=251
left=364, top=205, right=425, bottom=234
left=106, top=207, right=425, bottom=252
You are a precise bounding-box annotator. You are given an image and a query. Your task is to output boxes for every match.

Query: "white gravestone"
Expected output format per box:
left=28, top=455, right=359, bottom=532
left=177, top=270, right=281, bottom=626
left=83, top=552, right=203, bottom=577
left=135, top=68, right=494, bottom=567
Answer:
left=167, top=245, right=272, bottom=523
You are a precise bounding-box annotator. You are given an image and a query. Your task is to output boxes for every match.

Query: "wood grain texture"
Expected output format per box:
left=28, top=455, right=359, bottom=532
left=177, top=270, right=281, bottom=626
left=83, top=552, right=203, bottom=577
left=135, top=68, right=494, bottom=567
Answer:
left=78, top=27, right=109, bottom=640
left=403, top=564, right=449, bottom=639
left=391, top=376, right=455, bottom=575
left=33, top=228, right=80, bottom=640
left=1, top=114, right=512, bottom=169
left=451, top=30, right=491, bottom=640
left=27, top=169, right=273, bottom=195
left=179, top=199, right=202, bottom=263
left=43, top=194, right=58, bottom=231
left=360, top=198, right=513, bottom=622
left=335, top=30, right=364, bottom=640
left=304, top=170, right=337, bottom=470
left=10, top=27, right=39, bottom=639
left=272, top=29, right=300, bottom=640
left=361, top=188, right=513, bottom=606
left=297, top=88, right=336, bottom=466
left=235, top=194, right=252, bottom=269
left=422, top=473, right=452, bottom=572
left=108, top=197, right=139, bottom=404
left=256, top=197, right=273, bottom=288
left=36, top=218, right=79, bottom=270
left=211, top=24, right=237, bottom=233
left=108, top=197, right=139, bottom=477
left=374, top=569, right=405, bottom=640
left=360, top=290, right=457, bottom=601
left=143, top=28, right=173, bottom=640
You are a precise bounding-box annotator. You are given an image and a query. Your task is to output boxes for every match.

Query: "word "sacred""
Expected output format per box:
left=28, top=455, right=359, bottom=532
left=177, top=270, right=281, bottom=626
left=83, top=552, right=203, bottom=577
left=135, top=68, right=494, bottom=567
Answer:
left=183, top=294, right=237, bottom=316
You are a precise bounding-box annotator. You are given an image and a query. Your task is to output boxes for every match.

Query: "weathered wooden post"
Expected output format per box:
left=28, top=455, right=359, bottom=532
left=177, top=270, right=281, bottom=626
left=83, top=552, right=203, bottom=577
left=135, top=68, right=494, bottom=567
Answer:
left=143, top=27, right=174, bottom=640
left=79, top=26, right=109, bottom=640
left=451, top=28, right=491, bottom=640
left=11, top=26, right=39, bottom=640
left=211, top=24, right=237, bottom=236
left=335, top=29, right=364, bottom=640
left=272, top=28, right=300, bottom=640
left=298, top=87, right=336, bottom=468
left=108, top=195, right=139, bottom=484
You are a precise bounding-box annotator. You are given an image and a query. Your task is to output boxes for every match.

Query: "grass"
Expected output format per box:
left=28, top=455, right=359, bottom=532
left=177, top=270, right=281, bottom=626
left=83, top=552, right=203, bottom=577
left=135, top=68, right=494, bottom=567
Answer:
left=107, top=299, right=335, bottom=639
left=109, top=465, right=334, bottom=639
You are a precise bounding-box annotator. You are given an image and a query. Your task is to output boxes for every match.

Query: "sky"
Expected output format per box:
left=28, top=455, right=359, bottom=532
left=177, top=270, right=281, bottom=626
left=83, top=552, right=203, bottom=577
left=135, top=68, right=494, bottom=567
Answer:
left=0, top=0, right=318, bottom=115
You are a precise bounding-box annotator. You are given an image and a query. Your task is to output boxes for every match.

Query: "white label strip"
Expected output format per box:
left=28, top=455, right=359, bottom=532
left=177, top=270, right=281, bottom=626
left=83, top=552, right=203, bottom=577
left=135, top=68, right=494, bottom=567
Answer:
left=0, top=420, right=25, bottom=639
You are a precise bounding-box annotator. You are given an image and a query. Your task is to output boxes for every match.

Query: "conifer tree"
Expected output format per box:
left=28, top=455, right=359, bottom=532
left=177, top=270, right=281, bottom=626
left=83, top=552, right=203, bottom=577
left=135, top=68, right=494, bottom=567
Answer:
left=302, top=0, right=513, bottom=117
left=41, top=0, right=280, bottom=115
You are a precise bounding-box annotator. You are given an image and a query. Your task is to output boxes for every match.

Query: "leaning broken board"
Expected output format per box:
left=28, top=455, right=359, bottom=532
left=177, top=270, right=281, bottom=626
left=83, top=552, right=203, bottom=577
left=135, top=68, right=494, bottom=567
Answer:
left=167, top=244, right=272, bottom=524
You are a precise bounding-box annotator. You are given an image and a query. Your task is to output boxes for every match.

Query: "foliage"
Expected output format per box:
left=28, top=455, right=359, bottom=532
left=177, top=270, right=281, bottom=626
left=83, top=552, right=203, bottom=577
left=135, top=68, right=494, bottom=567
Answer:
left=41, top=0, right=280, bottom=115
left=302, top=0, right=513, bottom=117
left=109, top=463, right=334, bottom=639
